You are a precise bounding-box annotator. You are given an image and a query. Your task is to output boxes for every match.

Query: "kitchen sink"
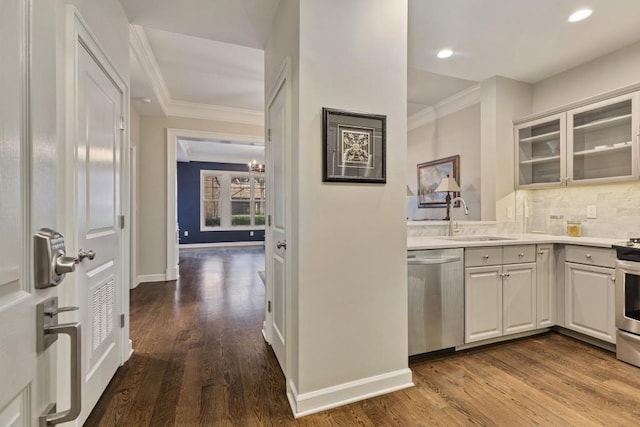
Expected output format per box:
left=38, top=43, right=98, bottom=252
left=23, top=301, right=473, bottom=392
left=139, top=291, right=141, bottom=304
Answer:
left=438, top=235, right=518, bottom=242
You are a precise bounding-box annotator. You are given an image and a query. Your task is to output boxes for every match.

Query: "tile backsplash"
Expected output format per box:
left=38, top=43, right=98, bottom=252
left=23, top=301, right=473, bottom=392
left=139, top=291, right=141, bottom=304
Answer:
left=516, top=182, right=640, bottom=239
left=407, top=221, right=515, bottom=237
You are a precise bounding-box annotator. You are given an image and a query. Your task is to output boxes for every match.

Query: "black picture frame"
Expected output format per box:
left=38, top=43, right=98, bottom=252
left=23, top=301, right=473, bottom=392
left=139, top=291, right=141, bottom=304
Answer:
left=322, top=108, right=386, bottom=183
left=417, top=155, right=460, bottom=208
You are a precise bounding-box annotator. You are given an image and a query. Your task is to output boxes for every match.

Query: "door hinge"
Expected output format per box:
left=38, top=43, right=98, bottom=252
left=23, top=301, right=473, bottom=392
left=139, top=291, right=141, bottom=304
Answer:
left=267, top=128, right=272, bottom=142
left=119, top=215, right=125, bottom=229
left=119, top=116, right=125, bottom=131
left=120, top=314, right=125, bottom=328
left=267, top=301, right=271, bottom=313
left=267, top=215, right=272, bottom=227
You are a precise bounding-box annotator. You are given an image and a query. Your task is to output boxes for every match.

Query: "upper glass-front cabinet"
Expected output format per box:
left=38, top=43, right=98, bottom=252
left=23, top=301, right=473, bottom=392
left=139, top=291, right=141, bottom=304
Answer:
left=568, top=93, right=638, bottom=184
left=515, top=92, right=639, bottom=189
left=515, top=113, right=566, bottom=187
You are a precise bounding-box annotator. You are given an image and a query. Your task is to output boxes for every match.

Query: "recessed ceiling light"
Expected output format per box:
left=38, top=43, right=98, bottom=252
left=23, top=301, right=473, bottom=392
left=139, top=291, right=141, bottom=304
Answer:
left=568, top=9, right=592, bottom=22
left=437, top=49, right=453, bottom=59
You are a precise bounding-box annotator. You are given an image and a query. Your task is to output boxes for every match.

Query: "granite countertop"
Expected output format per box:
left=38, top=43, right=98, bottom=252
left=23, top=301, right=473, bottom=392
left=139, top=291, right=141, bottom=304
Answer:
left=407, top=233, right=620, bottom=251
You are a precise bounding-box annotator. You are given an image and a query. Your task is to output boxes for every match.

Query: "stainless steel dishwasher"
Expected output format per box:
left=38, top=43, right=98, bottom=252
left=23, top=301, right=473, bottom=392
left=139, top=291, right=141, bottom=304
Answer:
left=408, top=248, right=464, bottom=356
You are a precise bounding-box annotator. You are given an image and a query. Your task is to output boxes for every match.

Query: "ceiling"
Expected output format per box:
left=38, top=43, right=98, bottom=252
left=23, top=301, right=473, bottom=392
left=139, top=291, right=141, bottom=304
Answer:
left=122, top=0, right=640, bottom=152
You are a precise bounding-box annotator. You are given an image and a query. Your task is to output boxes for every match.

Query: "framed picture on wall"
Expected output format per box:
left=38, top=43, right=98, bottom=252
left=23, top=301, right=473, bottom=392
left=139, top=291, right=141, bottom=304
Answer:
left=417, top=155, right=460, bottom=208
left=322, top=107, right=386, bottom=183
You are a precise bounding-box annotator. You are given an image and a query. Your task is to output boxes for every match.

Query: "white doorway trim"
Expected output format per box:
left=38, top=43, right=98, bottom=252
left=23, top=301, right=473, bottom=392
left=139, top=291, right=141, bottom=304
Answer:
left=165, top=128, right=265, bottom=281
left=130, top=145, right=137, bottom=289
left=264, top=55, right=293, bottom=387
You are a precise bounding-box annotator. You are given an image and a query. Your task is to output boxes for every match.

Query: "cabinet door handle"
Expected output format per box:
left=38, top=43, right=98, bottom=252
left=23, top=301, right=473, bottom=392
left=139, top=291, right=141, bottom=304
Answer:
left=586, top=254, right=592, bottom=259
left=538, top=251, right=544, bottom=255
left=483, top=255, right=490, bottom=259
left=518, top=253, right=524, bottom=257
left=611, top=276, right=616, bottom=282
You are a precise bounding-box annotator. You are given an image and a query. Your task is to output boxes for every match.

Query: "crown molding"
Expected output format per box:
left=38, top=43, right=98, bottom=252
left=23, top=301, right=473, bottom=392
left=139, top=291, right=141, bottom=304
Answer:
left=407, top=107, right=436, bottom=131
left=168, top=128, right=264, bottom=144
left=129, top=24, right=264, bottom=126
left=168, top=101, right=264, bottom=126
left=129, top=25, right=171, bottom=115
left=407, top=83, right=481, bottom=131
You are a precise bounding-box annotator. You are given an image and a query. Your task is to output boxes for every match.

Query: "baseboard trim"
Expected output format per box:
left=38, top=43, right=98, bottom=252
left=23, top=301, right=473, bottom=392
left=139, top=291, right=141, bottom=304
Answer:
left=127, top=339, right=134, bottom=361
left=165, top=265, right=179, bottom=281
left=135, top=274, right=168, bottom=286
left=554, top=326, right=616, bottom=353
left=179, top=241, right=264, bottom=249
left=287, top=368, right=413, bottom=418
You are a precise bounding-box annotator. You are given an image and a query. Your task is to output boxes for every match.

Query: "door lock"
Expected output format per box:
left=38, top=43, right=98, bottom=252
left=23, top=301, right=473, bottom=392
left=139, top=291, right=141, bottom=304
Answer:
left=34, top=228, right=96, bottom=289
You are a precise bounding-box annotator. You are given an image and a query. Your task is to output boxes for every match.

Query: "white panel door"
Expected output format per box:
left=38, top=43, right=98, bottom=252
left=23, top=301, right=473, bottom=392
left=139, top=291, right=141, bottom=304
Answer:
left=74, top=41, right=123, bottom=423
left=266, top=76, right=288, bottom=372
left=565, top=262, right=616, bottom=344
left=0, top=0, right=50, bottom=424
left=503, top=263, right=537, bottom=335
left=465, top=265, right=503, bottom=343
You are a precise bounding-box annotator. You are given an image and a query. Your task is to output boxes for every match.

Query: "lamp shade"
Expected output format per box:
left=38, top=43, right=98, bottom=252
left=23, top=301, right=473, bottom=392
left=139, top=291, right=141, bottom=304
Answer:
left=406, top=185, right=414, bottom=196
left=435, top=175, right=461, bottom=193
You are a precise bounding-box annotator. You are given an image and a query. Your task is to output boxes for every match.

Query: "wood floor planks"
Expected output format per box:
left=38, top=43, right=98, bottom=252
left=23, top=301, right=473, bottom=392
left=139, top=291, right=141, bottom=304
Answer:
left=86, top=247, right=640, bottom=426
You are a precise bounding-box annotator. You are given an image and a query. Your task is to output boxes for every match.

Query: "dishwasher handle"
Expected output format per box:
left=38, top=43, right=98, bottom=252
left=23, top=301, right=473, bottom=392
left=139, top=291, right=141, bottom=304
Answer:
left=407, top=256, right=461, bottom=265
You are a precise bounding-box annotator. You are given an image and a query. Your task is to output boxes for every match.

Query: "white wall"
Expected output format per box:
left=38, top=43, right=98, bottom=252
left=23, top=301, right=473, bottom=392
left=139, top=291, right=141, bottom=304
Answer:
left=532, top=41, right=640, bottom=114
left=296, top=0, right=410, bottom=405
left=137, top=115, right=264, bottom=277
left=481, top=77, right=532, bottom=221
left=407, top=104, right=481, bottom=220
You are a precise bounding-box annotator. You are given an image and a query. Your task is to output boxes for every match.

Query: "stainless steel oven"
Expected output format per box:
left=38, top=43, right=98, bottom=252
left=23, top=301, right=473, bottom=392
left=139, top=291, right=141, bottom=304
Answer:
left=614, top=240, right=640, bottom=367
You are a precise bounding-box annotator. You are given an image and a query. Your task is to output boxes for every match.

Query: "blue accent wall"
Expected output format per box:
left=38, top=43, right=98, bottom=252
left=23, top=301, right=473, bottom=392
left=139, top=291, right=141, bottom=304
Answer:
left=177, top=161, right=265, bottom=244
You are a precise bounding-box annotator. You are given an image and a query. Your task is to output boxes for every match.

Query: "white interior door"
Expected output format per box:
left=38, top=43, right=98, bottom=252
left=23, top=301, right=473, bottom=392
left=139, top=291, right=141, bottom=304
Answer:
left=266, top=75, right=288, bottom=372
left=0, top=0, right=51, bottom=424
left=73, top=36, right=124, bottom=424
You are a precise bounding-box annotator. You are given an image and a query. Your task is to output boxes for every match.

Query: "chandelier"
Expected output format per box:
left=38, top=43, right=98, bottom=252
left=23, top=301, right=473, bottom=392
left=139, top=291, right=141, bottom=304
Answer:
left=247, top=159, right=264, bottom=173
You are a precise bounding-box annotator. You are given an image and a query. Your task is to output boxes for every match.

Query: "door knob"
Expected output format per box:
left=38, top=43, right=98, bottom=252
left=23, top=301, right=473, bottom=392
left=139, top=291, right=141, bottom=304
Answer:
left=54, top=249, right=95, bottom=275
left=276, top=241, right=287, bottom=250
left=77, top=249, right=95, bottom=261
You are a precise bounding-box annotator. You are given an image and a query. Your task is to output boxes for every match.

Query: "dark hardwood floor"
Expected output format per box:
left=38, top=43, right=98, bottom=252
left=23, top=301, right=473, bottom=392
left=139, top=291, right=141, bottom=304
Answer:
left=87, top=247, right=640, bottom=426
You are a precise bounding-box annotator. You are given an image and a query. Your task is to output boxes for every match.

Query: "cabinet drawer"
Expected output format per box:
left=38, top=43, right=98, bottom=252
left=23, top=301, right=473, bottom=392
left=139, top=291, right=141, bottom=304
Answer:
left=503, top=245, right=536, bottom=264
left=465, top=247, right=502, bottom=267
left=565, top=245, right=616, bottom=268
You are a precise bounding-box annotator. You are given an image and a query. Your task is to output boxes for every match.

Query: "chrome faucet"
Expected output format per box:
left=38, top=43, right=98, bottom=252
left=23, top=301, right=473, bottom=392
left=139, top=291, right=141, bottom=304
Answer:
left=448, top=196, right=469, bottom=236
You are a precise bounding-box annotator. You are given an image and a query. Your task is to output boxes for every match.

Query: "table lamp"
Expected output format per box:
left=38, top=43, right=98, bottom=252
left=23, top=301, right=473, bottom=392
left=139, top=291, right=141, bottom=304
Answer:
left=435, top=175, right=461, bottom=221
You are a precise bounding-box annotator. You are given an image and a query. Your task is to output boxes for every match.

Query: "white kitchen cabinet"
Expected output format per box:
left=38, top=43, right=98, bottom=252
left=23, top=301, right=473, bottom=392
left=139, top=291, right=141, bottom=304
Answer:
left=465, top=265, right=503, bottom=343
left=567, top=93, right=639, bottom=185
left=464, top=245, right=537, bottom=344
left=503, top=263, right=537, bottom=335
left=515, top=113, right=566, bottom=188
left=515, top=91, right=639, bottom=189
left=536, top=245, right=555, bottom=328
left=565, top=262, right=616, bottom=344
